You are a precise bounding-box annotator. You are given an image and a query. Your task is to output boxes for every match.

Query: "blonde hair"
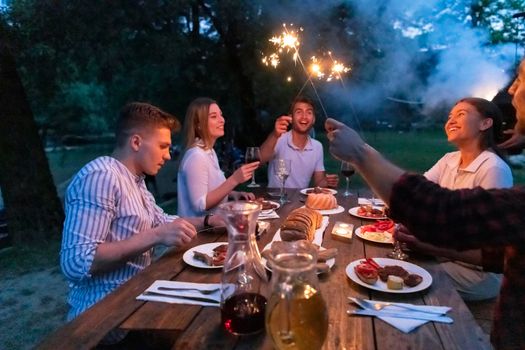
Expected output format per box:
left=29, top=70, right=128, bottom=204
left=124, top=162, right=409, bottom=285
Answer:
left=182, top=97, right=217, bottom=150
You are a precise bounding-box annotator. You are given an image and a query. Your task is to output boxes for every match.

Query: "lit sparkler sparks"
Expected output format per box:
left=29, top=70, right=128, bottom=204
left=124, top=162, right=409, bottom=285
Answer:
left=261, top=23, right=352, bottom=119
left=269, top=30, right=300, bottom=52
left=308, top=55, right=351, bottom=82
left=262, top=53, right=280, bottom=68
left=262, top=24, right=302, bottom=68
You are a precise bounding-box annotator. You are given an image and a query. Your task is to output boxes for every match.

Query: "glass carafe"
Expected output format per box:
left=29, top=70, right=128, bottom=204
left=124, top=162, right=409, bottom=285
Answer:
left=217, top=201, right=268, bottom=335
left=265, top=241, right=328, bottom=350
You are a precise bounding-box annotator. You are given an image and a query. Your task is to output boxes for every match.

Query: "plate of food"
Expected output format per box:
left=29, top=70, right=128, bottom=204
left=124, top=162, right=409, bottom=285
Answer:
left=261, top=242, right=337, bottom=275
left=300, top=187, right=338, bottom=195
left=258, top=199, right=280, bottom=213
left=355, top=220, right=395, bottom=244
left=183, top=242, right=228, bottom=269
left=345, top=257, right=432, bottom=293
left=348, top=205, right=388, bottom=220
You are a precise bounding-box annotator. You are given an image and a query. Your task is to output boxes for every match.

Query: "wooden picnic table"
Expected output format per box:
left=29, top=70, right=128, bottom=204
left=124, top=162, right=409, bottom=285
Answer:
left=38, top=188, right=491, bottom=349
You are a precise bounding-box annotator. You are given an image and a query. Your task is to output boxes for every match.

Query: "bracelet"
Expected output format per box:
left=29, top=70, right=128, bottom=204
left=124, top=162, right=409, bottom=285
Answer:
left=203, top=214, right=213, bottom=228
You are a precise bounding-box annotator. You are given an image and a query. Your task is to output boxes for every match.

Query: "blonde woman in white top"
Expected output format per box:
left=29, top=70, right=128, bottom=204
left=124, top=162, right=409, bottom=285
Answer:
left=401, top=97, right=512, bottom=300
left=177, top=98, right=259, bottom=217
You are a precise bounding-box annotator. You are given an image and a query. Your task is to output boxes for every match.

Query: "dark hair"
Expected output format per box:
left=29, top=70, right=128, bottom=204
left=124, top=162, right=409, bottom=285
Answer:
left=182, top=97, right=218, bottom=150
left=115, top=102, right=180, bottom=147
left=456, top=97, right=506, bottom=160
left=289, top=96, right=316, bottom=115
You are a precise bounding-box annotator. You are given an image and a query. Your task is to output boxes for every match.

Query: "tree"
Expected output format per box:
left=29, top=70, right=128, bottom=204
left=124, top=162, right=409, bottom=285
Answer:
left=0, top=18, right=63, bottom=244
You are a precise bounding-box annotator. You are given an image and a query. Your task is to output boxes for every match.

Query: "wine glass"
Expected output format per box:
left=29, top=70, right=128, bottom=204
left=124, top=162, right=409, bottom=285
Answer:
left=340, top=161, right=355, bottom=197
left=274, top=159, right=291, bottom=205
left=245, top=147, right=261, bottom=188
left=387, top=225, right=409, bottom=260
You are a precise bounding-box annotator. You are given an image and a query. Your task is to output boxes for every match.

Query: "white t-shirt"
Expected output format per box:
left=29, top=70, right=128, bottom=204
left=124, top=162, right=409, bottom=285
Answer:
left=424, top=150, right=512, bottom=294
left=424, top=150, right=513, bottom=190
left=267, top=131, right=325, bottom=188
left=177, top=144, right=227, bottom=217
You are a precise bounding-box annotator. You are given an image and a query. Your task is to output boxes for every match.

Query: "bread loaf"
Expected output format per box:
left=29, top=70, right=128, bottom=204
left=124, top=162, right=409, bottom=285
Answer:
left=305, top=193, right=337, bottom=210
left=280, top=207, right=322, bottom=242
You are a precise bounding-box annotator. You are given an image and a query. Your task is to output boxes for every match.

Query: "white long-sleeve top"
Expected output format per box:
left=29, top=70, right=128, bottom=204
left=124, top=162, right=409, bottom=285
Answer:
left=177, top=143, right=227, bottom=217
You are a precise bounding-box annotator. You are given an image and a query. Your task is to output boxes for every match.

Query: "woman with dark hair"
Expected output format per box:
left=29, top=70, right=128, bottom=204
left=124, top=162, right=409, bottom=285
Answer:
left=402, top=97, right=512, bottom=300
left=177, top=97, right=259, bottom=217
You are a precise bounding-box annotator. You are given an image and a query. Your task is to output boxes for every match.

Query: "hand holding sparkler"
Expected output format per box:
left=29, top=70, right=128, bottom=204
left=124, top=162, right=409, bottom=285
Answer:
left=273, top=115, right=292, bottom=137
left=325, top=118, right=367, bottom=164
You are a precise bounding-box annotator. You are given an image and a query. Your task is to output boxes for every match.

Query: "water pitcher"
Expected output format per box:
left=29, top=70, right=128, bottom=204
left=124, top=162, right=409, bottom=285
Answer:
left=265, top=240, right=328, bottom=349
left=217, top=201, right=268, bottom=335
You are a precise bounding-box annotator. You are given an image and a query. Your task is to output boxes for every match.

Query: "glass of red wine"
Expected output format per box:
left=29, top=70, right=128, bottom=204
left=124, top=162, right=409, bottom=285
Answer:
left=340, top=161, right=355, bottom=197
left=245, top=147, right=261, bottom=188
left=217, top=201, right=268, bottom=335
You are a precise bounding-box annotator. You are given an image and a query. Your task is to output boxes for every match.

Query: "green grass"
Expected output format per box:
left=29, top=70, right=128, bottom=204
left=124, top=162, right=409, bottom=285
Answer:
left=46, top=145, right=112, bottom=186
left=321, top=130, right=525, bottom=187
left=0, top=240, right=61, bottom=278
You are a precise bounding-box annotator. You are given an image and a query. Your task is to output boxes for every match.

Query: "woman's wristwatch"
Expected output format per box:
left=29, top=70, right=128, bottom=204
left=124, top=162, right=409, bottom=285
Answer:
left=203, top=213, right=214, bottom=228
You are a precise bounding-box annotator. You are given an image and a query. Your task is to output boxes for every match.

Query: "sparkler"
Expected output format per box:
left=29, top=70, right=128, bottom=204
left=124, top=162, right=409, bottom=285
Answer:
left=262, top=23, right=352, bottom=119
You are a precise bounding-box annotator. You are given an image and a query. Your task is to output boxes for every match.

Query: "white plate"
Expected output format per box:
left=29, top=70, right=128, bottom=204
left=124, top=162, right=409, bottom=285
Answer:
left=345, top=258, right=432, bottom=293
left=183, top=242, right=228, bottom=269
left=348, top=206, right=388, bottom=220
left=260, top=200, right=281, bottom=214
left=300, top=187, right=338, bottom=195
left=355, top=226, right=394, bottom=244
left=261, top=246, right=335, bottom=274
left=301, top=205, right=345, bottom=215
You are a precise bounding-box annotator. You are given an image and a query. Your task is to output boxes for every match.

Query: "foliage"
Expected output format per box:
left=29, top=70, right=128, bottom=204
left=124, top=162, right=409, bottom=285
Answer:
left=2, top=0, right=525, bottom=147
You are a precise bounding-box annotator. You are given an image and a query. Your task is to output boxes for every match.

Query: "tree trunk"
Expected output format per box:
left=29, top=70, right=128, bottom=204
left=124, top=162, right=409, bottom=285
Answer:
left=0, top=21, right=64, bottom=244
left=198, top=1, right=262, bottom=148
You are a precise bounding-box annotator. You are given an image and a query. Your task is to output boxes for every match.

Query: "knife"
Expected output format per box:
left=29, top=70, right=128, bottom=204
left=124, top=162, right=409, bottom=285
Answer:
left=142, top=291, right=220, bottom=304
left=348, top=309, right=453, bottom=323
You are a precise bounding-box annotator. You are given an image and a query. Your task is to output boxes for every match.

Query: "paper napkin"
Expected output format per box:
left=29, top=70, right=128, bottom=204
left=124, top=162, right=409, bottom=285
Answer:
left=358, top=197, right=386, bottom=206
left=349, top=299, right=452, bottom=333
left=137, top=280, right=221, bottom=307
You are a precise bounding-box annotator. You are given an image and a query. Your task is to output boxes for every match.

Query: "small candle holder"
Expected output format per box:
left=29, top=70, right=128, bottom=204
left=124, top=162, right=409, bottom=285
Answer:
left=331, top=222, right=354, bottom=243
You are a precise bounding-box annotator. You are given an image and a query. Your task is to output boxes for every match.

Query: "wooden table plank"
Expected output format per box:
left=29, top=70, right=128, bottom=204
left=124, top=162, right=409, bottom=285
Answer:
left=321, top=194, right=376, bottom=350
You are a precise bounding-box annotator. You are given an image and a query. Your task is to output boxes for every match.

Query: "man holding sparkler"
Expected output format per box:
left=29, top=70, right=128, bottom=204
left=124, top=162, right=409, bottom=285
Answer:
left=259, top=96, right=339, bottom=189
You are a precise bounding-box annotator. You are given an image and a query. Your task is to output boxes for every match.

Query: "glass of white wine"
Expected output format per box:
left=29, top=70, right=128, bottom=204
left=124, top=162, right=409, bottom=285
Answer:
left=274, top=159, right=291, bottom=205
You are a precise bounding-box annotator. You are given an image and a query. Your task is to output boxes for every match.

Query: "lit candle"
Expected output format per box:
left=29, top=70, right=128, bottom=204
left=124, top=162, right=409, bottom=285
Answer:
left=335, top=228, right=348, bottom=235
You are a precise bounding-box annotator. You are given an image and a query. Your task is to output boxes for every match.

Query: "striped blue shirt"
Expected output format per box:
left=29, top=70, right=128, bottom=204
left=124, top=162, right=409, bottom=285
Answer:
left=60, top=156, right=177, bottom=321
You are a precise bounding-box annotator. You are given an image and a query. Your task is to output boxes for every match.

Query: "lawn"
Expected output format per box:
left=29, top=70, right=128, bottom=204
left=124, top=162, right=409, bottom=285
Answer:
left=44, top=129, right=525, bottom=204
left=322, top=130, right=525, bottom=187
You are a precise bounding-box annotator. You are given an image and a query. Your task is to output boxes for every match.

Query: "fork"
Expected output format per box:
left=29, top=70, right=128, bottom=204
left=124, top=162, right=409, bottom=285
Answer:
left=351, top=297, right=444, bottom=314
left=157, top=286, right=220, bottom=295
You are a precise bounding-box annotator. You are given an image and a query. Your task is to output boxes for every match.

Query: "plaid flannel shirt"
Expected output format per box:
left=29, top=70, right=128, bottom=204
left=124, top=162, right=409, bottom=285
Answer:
left=390, top=173, right=525, bottom=350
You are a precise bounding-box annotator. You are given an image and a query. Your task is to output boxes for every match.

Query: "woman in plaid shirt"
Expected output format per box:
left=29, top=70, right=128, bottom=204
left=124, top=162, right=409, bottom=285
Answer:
left=325, top=60, right=525, bottom=349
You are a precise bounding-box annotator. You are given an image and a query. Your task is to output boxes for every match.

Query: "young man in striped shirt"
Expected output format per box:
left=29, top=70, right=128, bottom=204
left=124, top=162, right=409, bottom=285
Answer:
left=60, top=102, right=221, bottom=342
